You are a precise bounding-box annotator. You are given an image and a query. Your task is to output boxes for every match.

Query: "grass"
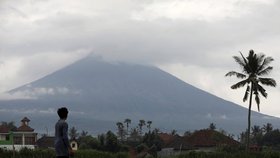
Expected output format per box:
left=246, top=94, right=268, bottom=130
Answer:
left=169, top=150, right=280, bottom=158
left=0, top=148, right=128, bottom=158
left=1, top=148, right=280, bottom=158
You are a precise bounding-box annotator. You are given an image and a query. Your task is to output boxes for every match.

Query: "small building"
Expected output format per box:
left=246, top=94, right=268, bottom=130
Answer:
left=158, top=133, right=191, bottom=157
left=158, top=130, right=240, bottom=157
left=186, top=129, right=239, bottom=150
left=0, top=117, right=38, bottom=151
left=0, top=125, right=13, bottom=150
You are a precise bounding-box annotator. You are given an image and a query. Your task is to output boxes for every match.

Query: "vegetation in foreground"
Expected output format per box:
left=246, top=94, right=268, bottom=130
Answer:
left=3, top=119, right=280, bottom=158
left=0, top=148, right=128, bottom=158
left=173, top=150, right=280, bottom=158
left=3, top=148, right=280, bottom=158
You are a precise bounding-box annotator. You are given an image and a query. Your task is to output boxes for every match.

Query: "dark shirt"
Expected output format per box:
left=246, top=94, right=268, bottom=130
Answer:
left=55, top=119, right=71, bottom=157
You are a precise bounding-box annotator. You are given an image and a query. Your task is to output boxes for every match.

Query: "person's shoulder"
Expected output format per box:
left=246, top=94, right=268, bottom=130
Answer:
left=60, top=120, right=68, bottom=126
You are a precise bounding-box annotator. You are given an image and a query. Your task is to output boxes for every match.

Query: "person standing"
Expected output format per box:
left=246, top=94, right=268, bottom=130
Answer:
left=55, top=107, right=73, bottom=158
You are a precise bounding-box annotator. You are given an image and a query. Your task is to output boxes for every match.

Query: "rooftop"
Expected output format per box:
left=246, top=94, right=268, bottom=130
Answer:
left=0, top=125, right=9, bottom=133
left=16, top=124, right=34, bottom=132
left=159, top=129, right=239, bottom=149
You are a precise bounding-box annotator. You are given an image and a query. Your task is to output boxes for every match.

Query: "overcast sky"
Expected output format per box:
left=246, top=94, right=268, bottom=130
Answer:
left=1, top=0, right=280, bottom=117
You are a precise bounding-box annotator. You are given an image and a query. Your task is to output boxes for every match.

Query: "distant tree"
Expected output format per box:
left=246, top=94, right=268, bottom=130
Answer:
left=262, top=129, right=280, bottom=146
left=227, top=133, right=235, bottom=139
left=124, top=118, right=131, bottom=135
left=116, top=122, right=125, bottom=141
left=171, top=129, right=177, bottom=136
left=219, top=128, right=227, bottom=136
left=80, top=130, right=89, bottom=137
left=251, top=125, right=263, bottom=145
left=1, top=121, right=17, bottom=131
left=225, top=50, right=276, bottom=150
left=209, top=123, right=216, bottom=130
left=69, top=126, right=79, bottom=140
left=130, top=128, right=141, bottom=141
left=262, top=123, right=273, bottom=134
left=78, top=135, right=100, bottom=149
left=184, top=130, right=192, bottom=137
left=239, top=129, right=249, bottom=145
left=147, top=120, right=152, bottom=133
left=154, top=128, right=160, bottom=134
left=251, top=125, right=262, bottom=137
left=105, top=130, right=119, bottom=152
left=142, top=131, right=163, bottom=151
left=98, top=134, right=106, bottom=149
left=138, top=120, right=146, bottom=135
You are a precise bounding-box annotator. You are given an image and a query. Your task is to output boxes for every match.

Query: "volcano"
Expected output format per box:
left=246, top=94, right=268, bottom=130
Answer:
left=0, top=56, right=279, bottom=135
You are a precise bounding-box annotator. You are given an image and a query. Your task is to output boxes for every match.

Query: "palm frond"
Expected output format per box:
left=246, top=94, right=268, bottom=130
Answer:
left=257, top=53, right=265, bottom=66
left=243, top=85, right=250, bottom=102
left=253, top=83, right=261, bottom=111
left=240, top=51, right=253, bottom=73
left=225, top=71, right=246, bottom=78
left=259, top=78, right=277, bottom=87
left=255, top=53, right=265, bottom=71
left=258, top=57, right=274, bottom=72
left=257, top=84, right=267, bottom=98
left=258, top=66, right=273, bottom=76
left=247, top=50, right=259, bottom=73
left=233, top=56, right=246, bottom=67
left=255, top=93, right=260, bottom=112
left=231, top=79, right=249, bottom=89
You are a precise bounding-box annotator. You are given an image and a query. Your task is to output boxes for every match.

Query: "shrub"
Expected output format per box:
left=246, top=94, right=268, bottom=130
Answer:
left=0, top=149, right=128, bottom=158
left=176, top=150, right=280, bottom=158
left=136, top=143, right=148, bottom=153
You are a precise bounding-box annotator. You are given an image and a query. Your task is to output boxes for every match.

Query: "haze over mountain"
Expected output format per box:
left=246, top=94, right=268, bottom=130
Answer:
left=0, top=56, right=279, bottom=136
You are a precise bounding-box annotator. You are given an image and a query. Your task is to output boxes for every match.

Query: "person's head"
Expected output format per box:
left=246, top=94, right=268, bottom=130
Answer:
left=57, top=107, right=68, bottom=120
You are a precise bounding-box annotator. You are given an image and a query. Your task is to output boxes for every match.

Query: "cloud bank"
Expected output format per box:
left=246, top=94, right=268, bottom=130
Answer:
left=1, top=0, right=280, bottom=117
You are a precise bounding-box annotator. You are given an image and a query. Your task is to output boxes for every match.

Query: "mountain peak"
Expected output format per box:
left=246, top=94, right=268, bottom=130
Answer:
left=2, top=57, right=279, bottom=135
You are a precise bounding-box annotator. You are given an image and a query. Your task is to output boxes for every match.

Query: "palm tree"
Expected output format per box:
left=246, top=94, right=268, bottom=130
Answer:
left=251, top=125, right=262, bottom=137
left=171, top=129, right=177, bottom=136
left=262, top=123, right=273, bottom=134
left=116, top=122, right=125, bottom=141
left=209, top=123, right=216, bottom=130
left=153, top=128, right=160, bottom=134
left=124, top=118, right=131, bottom=134
left=251, top=125, right=263, bottom=145
left=69, top=126, right=79, bottom=140
left=138, top=120, right=146, bottom=135
left=225, top=50, right=276, bottom=150
left=147, top=120, right=152, bottom=133
left=80, top=130, right=89, bottom=137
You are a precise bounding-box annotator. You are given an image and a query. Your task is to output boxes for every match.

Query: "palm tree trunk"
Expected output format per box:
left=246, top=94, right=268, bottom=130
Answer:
left=247, top=82, right=253, bottom=151
left=126, top=123, right=129, bottom=134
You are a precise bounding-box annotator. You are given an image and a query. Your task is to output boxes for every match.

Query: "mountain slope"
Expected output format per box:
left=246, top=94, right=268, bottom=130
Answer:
left=1, top=57, right=279, bottom=135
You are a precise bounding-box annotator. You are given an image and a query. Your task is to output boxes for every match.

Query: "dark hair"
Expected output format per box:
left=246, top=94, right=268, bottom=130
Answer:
left=57, top=107, right=68, bottom=119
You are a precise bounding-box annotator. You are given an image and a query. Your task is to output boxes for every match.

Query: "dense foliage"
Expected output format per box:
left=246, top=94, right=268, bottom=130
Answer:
left=4, top=147, right=280, bottom=158
left=239, top=123, right=280, bottom=149
left=0, top=148, right=128, bottom=158
left=77, top=130, right=129, bottom=153
left=173, top=151, right=280, bottom=158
